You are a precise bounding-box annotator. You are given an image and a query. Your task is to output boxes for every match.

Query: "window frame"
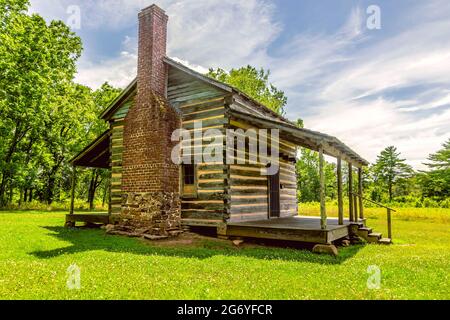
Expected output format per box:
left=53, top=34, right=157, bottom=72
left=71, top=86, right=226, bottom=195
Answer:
left=181, top=164, right=198, bottom=198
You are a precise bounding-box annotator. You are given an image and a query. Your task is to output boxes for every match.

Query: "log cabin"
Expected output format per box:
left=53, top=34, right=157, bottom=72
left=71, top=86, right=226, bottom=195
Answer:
left=67, top=4, right=393, bottom=252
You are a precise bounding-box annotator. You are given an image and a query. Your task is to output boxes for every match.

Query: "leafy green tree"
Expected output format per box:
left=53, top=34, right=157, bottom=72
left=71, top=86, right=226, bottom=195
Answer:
left=372, top=146, right=414, bottom=202
left=0, top=0, right=82, bottom=205
left=207, top=66, right=287, bottom=115
left=295, top=119, right=337, bottom=202
left=419, top=139, right=450, bottom=199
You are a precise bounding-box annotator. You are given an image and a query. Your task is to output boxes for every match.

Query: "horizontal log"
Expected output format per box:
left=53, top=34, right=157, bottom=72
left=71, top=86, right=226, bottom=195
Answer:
left=183, top=107, right=225, bottom=122
left=230, top=187, right=267, bottom=195
left=230, top=197, right=268, bottom=205
left=230, top=168, right=267, bottom=178
left=179, top=97, right=225, bottom=110
left=198, top=173, right=227, bottom=180
left=182, top=202, right=225, bottom=211
left=230, top=179, right=268, bottom=186
left=182, top=117, right=228, bottom=130
left=181, top=210, right=224, bottom=220
left=198, top=182, right=225, bottom=189
left=197, top=164, right=227, bottom=171
left=181, top=218, right=223, bottom=227
left=184, top=192, right=225, bottom=201
left=230, top=205, right=268, bottom=214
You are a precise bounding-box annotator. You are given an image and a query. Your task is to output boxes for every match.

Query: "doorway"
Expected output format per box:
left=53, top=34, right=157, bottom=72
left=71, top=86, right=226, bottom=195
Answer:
left=268, top=171, right=280, bottom=218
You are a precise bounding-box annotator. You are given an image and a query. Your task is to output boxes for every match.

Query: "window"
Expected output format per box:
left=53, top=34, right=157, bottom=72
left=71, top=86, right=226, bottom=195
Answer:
left=183, top=164, right=195, bottom=185
left=182, top=164, right=197, bottom=196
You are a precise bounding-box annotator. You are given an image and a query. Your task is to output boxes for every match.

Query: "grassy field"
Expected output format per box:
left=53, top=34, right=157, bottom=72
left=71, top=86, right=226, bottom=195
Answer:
left=0, top=206, right=449, bottom=300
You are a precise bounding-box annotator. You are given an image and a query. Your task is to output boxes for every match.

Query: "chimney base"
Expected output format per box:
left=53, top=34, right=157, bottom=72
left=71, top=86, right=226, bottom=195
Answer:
left=116, top=192, right=181, bottom=236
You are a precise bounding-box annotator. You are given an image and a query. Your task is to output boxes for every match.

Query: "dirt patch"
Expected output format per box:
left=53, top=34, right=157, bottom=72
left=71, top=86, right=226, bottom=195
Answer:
left=140, top=232, right=234, bottom=248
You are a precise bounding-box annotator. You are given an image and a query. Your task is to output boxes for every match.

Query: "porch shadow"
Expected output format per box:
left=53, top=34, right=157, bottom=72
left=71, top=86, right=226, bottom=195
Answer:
left=30, top=226, right=364, bottom=264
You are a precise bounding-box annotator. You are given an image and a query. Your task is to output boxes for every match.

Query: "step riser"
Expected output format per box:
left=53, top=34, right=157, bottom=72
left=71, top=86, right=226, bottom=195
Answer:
left=356, top=226, right=392, bottom=245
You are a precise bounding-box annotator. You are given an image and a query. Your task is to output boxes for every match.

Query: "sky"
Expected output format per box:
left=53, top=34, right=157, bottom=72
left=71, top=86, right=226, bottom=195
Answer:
left=29, top=0, right=450, bottom=170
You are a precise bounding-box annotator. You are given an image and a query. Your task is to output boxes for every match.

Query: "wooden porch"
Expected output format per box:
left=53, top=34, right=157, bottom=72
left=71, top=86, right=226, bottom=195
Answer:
left=65, top=212, right=110, bottom=227
left=225, top=216, right=362, bottom=244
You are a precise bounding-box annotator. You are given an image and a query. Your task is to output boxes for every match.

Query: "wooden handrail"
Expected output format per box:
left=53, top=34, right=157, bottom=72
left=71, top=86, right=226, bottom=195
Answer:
left=350, top=192, right=395, bottom=240
left=350, top=192, right=397, bottom=212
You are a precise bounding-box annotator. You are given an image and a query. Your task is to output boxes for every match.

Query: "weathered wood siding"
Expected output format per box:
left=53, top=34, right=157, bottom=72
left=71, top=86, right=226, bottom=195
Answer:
left=227, top=119, right=298, bottom=222
left=178, top=100, right=227, bottom=226
left=109, top=97, right=135, bottom=216
left=279, top=158, right=298, bottom=217
left=168, top=66, right=230, bottom=226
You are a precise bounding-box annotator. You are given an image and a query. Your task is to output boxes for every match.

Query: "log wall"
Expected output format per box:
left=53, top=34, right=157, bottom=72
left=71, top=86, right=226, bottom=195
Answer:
left=109, top=99, right=133, bottom=216
left=227, top=119, right=298, bottom=222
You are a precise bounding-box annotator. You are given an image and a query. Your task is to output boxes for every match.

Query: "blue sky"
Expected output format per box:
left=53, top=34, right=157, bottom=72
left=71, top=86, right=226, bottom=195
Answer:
left=30, top=0, right=450, bottom=169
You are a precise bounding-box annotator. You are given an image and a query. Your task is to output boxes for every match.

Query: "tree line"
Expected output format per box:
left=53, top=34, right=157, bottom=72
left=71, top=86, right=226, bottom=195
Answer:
left=0, top=1, right=121, bottom=209
left=296, top=140, right=449, bottom=208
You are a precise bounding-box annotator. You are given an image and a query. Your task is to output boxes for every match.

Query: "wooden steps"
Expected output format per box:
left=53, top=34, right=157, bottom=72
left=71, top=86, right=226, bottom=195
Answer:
left=356, top=225, right=392, bottom=245
left=378, top=238, right=393, bottom=245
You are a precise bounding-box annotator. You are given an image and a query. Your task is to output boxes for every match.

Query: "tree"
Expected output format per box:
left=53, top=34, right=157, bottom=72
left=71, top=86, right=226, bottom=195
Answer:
left=295, top=119, right=337, bottom=202
left=372, top=146, right=414, bottom=202
left=424, top=139, right=450, bottom=170
left=207, top=66, right=287, bottom=115
left=419, top=139, right=450, bottom=199
left=0, top=0, right=82, bottom=205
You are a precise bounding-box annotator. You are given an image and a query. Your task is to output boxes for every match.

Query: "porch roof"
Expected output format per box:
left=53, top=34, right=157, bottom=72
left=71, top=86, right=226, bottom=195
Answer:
left=228, top=108, right=369, bottom=167
left=70, top=130, right=111, bottom=169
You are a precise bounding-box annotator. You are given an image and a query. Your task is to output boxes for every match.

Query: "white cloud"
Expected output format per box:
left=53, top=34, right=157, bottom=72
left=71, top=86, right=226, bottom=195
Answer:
left=31, top=0, right=279, bottom=88
left=29, top=0, right=450, bottom=169
left=262, top=3, right=450, bottom=170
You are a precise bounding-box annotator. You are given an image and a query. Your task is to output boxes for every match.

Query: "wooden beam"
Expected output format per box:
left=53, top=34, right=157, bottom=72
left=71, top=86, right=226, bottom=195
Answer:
left=69, top=166, right=76, bottom=215
left=348, top=163, right=354, bottom=222
left=358, top=168, right=364, bottom=220
left=337, top=157, right=344, bottom=225
left=319, top=146, right=327, bottom=230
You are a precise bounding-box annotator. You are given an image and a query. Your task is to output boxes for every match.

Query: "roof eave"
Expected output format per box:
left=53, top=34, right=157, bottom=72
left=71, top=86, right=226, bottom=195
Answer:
left=99, top=78, right=137, bottom=121
left=228, top=108, right=369, bottom=167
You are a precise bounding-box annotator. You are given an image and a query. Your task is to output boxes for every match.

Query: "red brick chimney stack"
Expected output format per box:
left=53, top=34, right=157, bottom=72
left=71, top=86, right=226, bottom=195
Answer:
left=137, top=5, right=168, bottom=96
left=118, top=4, right=181, bottom=236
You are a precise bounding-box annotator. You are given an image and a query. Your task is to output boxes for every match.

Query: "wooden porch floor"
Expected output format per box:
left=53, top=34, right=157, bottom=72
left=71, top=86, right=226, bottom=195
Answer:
left=226, top=216, right=357, bottom=244
left=65, top=213, right=110, bottom=226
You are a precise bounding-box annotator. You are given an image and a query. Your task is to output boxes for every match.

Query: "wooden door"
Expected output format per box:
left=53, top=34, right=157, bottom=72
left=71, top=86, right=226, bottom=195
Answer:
left=268, top=172, right=280, bottom=218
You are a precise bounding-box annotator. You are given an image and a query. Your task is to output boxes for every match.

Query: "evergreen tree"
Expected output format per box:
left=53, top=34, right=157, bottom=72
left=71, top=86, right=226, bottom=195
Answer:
left=372, top=146, right=414, bottom=202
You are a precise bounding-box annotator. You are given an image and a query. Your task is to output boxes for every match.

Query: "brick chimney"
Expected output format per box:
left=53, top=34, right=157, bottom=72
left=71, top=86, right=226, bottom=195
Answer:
left=119, top=5, right=181, bottom=236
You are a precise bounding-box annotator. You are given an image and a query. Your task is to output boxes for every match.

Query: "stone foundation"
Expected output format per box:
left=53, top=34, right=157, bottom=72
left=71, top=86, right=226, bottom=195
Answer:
left=115, top=192, right=181, bottom=236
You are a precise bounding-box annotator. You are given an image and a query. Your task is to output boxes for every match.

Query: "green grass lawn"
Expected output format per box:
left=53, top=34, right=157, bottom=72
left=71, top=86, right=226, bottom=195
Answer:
left=0, top=208, right=449, bottom=300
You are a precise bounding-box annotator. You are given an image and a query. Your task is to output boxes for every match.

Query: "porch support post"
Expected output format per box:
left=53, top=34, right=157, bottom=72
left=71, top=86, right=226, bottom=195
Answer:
left=337, top=157, right=344, bottom=225
left=348, top=163, right=354, bottom=222
left=319, top=146, right=327, bottom=230
left=358, top=167, right=364, bottom=220
left=69, top=166, right=76, bottom=215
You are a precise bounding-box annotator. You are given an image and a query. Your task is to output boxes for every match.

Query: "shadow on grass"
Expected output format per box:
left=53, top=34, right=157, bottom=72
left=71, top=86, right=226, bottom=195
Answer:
left=30, top=226, right=364, bottom=264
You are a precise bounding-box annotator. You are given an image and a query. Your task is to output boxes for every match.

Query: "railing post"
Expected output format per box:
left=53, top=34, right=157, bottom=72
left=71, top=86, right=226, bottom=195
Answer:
left=337, top=157, right=344, bottom=225
left=70, top=166, right=77, bottom=215
left=348, top=163, right=354, bottom=222
left=358, top=167, right=364, bottom=220
left=319, top=146, right=327, bottom=230
left=387, top=208, right=392, bottom=239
